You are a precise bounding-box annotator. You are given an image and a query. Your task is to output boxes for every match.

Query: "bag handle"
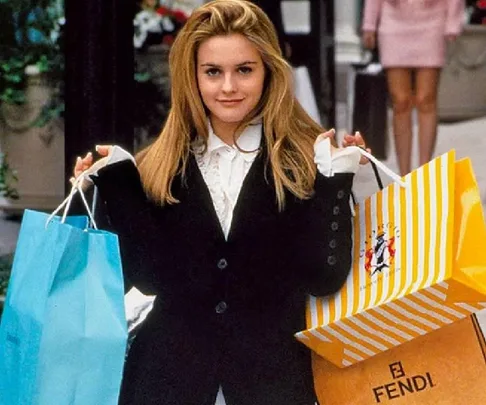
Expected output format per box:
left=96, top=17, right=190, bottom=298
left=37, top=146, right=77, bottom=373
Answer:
left=353, top=146, right=407, bottom=188
left=350, top=147, right=407, bottom=206
left=45, top=175, right=98, bottom=230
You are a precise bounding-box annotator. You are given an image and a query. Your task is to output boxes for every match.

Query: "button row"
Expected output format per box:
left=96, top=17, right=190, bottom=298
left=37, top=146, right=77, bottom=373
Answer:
left=328, top=193, right=342, bottom=266
left=216, top=258, right=228, bottom=313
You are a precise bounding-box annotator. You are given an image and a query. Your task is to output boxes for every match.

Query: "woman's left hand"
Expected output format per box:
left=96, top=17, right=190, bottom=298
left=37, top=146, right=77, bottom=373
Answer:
left=341, top=131, right=371, bottom=165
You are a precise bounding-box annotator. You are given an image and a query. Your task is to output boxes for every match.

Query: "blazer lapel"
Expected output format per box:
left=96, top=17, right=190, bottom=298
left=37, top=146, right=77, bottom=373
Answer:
left=227, top=149, right=278, bottom=242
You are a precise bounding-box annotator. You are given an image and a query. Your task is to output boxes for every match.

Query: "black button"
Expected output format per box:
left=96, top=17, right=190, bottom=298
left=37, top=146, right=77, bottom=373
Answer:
left=331, top=222, right=339, bottom=231
left=333, top=206, right=340, bottom=215
left=329, top=239, right=337, bottom=249
left=217, top=258, right=228, bottom=270
left=327, top=256, right=337, bottom=266
left=215, top=301, right=228, bottom=314
left=337, top=190, right=345, bottom=199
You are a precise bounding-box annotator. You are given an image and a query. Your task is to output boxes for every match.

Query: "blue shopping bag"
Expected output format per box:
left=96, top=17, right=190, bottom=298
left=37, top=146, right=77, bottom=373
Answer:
left=0, top=205, right=127, bottom=405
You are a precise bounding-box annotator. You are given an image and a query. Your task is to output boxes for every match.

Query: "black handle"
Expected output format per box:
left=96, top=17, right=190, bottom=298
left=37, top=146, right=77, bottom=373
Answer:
left=370, top=160, right=384, bottom=190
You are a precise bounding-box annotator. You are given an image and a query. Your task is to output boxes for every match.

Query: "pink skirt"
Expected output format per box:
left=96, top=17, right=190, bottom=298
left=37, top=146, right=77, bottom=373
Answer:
left=378, top=30, right=447, bottom=68
left=377, top=0, right=449, bottom=68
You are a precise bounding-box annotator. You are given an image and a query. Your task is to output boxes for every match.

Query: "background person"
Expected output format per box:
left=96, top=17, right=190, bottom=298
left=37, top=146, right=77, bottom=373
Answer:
left=362, top=0, right=464, bottom=176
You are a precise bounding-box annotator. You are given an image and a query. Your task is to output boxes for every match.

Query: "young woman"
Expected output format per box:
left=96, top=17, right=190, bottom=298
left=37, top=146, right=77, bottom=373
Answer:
left=362, top=0, right=464, bottom=176
left=74, top=1, right=367, bottom=404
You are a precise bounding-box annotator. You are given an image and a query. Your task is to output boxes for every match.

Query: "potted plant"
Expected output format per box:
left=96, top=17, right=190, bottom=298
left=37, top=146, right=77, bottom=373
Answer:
left=0, top=0, right=65, bottom=214
left=0, top=152, right=19, bottom=201
left=0, top=254, right=14, bottom=317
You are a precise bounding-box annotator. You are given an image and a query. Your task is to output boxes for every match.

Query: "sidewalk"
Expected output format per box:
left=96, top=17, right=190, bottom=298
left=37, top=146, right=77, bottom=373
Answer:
left=1, top=107, right=486, bottom=257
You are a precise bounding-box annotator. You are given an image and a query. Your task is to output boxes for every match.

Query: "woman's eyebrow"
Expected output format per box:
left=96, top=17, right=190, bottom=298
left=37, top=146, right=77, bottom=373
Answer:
left=199, top=61, right=258, bottom=68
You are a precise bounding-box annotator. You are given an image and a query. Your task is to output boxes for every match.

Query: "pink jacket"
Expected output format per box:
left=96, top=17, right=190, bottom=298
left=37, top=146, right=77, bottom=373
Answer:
left=362, top=0, right=465, bottom=35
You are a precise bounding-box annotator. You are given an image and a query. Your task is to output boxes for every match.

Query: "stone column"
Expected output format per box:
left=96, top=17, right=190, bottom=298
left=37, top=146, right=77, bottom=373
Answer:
left=334, top=0, right=362, bottom=64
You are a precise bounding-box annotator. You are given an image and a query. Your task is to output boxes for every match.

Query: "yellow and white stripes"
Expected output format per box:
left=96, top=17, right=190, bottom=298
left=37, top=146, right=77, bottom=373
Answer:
left=296, top=283, right=486, bottom=367
left=296, top=151, right=486, bottom=368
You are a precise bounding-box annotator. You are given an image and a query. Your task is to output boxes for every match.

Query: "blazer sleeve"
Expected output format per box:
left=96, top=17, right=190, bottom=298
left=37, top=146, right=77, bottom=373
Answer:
left=287, top=172, right=354, bottom=297
left=362, top=0, right=385, bottom=32
left=90, top=160, right=161, bottom=293
left=445, top=0, right=465, bottom=36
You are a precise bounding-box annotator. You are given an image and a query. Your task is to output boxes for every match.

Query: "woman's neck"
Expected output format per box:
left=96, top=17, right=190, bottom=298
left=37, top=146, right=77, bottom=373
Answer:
left=210, top=117, right=240, bottom=146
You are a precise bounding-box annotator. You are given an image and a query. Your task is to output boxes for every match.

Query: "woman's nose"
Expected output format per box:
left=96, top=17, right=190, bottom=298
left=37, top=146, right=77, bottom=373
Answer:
left=222, top=73, right=237, bottom=93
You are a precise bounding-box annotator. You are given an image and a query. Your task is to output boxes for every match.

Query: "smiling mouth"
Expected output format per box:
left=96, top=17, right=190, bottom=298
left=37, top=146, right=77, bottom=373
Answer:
left=218, top=99, right=244, bottom=104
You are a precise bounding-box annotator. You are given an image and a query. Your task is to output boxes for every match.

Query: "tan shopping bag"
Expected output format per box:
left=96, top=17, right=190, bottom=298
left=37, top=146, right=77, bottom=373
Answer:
left=313, top=315, right=486, bottom=405
left=296, top=150, right=486, bottom=367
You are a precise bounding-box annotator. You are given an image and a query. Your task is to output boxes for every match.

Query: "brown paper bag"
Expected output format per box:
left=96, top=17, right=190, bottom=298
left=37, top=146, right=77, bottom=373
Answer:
left=313, top=315, right=486, bottom=404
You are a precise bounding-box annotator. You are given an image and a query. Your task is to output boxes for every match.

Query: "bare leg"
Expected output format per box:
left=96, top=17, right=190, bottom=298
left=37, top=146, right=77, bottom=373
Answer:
left=386, top=68, right=414, bottom=176
left=415, top=68, right=441, bottom=166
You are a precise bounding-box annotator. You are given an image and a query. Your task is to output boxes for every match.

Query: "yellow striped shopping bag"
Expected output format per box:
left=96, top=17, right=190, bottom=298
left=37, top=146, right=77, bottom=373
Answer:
left=295, top=150, right=486, bottom=368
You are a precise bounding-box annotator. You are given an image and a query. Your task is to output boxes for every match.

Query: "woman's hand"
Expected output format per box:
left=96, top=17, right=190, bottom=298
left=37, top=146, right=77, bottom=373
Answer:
left=315, top=128, right=336, bottom=145
left=342, top=132, right=370, bottom=165
left=315, top=130, right=370, bottom=166
left=72, top=145, right=113, bottom=183
left=362, top=31, right=376, bottom=50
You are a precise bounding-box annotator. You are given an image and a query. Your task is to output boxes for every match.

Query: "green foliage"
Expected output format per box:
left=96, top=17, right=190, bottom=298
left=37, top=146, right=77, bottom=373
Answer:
left=0, top=255, right=13, bottom=297
left=0, top=153, right=19, bottom=200
left=0, top=255, right=13, bottom=318
left=0, top=0, right=64, bottom=124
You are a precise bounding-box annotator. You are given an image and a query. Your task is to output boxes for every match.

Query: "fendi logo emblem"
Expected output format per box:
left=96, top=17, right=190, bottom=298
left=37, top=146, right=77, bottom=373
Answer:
left=372, top=361, right=436, bottom=403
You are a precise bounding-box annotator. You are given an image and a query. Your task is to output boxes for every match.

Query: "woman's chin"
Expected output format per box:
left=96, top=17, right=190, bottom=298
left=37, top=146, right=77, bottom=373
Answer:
left=211, top=113, right=248, bottom=126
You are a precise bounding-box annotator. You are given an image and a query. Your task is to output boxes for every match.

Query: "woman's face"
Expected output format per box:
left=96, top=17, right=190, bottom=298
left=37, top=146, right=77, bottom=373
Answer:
left=197, top=34, right=266, bottom=133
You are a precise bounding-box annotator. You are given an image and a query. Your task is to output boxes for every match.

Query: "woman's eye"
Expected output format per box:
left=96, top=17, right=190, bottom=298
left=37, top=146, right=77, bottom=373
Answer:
left=238, top=66, right=252, bottom=75
left=205, top=68, right=220, bottom=77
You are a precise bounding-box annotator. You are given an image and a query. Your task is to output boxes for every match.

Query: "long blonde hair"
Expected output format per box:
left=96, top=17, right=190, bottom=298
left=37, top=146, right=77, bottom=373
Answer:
left=136, top=0, right=326, bottom=210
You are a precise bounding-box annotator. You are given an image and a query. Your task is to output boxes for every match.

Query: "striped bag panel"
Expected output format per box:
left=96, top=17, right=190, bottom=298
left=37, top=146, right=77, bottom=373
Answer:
left=313, top=152, right=456, bottom=328
left=297, top=281, right=486, bottom=367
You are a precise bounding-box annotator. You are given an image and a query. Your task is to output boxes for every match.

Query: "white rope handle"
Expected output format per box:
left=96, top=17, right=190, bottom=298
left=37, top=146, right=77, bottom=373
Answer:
left=77, top=178, right=98, bottom=230
left=45, top=186, right=78, bottom=227
left=353, top=146, right=408, bottom=188
left=45, top=173, right=98, bottom=230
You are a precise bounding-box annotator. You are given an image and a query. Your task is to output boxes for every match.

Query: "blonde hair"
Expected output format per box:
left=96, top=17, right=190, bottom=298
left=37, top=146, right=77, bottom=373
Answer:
left=136, top=0, right=326, bottom=210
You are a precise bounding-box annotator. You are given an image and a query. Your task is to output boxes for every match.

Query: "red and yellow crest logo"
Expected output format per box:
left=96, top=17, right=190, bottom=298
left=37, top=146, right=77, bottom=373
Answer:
left=361, top=224, right=399, bottom=277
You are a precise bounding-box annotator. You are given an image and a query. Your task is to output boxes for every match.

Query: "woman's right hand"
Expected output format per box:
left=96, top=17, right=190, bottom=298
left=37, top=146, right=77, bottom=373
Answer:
left=72, top=145, right=113, bottom=181
left=362, top=31, right=376, bottom=50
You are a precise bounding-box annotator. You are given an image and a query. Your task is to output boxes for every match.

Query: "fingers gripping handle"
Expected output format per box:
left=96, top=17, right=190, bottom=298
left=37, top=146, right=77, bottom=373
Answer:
left=46, top=170, right=100, bottom=229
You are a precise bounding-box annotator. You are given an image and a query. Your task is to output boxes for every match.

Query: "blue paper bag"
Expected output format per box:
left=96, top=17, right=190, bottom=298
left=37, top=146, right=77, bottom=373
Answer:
left=0, top=209, right=127, bottom=405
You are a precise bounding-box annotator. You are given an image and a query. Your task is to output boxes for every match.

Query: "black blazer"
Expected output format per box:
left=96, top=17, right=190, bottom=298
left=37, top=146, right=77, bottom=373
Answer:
left=92, top=149, right=354, bottom=405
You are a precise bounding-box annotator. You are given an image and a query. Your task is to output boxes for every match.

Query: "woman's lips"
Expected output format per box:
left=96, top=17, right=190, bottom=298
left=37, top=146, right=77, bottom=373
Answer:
left=218, top=99, right=244, bottom=106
